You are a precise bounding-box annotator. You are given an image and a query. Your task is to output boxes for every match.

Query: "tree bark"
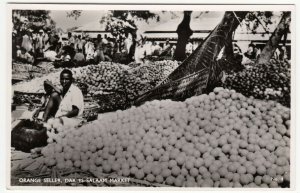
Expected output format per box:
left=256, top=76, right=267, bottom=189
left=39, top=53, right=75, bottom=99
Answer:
left=174, top=11, right=193, bottom=61
left=221, top=33, right=234, bottom=60
left=127, top=30, right=137, bottom=64
left=257, top=12, right=291, bottom=65
left=166, top=11, right=248, bottom=82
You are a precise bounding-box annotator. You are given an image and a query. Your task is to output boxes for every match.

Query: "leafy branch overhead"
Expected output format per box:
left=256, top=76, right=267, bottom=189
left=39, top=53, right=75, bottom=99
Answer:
left=244, top=11, right=274, bottom=35
left=12, top=10, right=56, bottom=31
left=66, top=10, right=83, bottom=20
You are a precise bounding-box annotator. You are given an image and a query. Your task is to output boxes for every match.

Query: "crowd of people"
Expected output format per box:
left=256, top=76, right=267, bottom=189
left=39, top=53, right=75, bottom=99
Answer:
left=13, top=29, right=61, bottom=64
left=13, top=27, right=289, bottom=67
left=243, top=43, right=289, bottom=62
left=12, top=27, right=202, bottom=66
left=226, top=42, right=289, bottom=66
left=12, top=29, right=120, bottom=65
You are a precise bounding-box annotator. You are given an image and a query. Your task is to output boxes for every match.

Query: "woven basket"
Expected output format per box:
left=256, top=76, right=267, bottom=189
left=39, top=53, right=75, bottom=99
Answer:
left=11, top=119, right=48, bottom=153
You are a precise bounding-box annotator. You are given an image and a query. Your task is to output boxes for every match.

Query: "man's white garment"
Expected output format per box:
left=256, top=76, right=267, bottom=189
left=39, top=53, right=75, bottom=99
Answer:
left=55, top=84, right=84, bottom=118
left=85, top=42, right=95, bottom=60
left=186, top=43, right=193, bottom=54
left=124, top=36, right=132, bottom=54
left=44, top=50, right=57, bottom=61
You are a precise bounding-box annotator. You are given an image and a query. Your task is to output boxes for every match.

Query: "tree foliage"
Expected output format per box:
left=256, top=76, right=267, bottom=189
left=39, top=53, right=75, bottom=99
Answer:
left=12, top=10, right=56, bottom=33
left=67, top=10, right=158, bottom=35
left=104, top=11, right=159, bottom=63
left=104, top=11, right=159, bottom=36
left=66, top=10, right=82, bottom=20
left=243, top=11, right=274, bottom=34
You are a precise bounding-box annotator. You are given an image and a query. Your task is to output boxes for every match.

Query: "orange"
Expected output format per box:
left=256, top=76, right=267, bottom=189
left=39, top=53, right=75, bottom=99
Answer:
left=146, top=174, right=155, bottom=182
left=155, top=175, right=164, bottom=183
left=135, top=169, right=145, bottom=180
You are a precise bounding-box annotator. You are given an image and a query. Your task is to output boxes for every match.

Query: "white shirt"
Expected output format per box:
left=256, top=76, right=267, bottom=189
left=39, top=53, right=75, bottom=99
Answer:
left=186, top=43, right=193, bottom=54
left=55, top=84, right=84, bottom=118
left=44, top=50, right=57, bottom=61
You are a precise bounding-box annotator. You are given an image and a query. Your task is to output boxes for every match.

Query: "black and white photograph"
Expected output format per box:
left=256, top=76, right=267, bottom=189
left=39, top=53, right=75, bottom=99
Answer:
left=7, top=3, right=294, bottom=189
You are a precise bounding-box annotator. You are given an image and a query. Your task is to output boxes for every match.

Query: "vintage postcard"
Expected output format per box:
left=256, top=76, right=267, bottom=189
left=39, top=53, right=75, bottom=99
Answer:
left=7, top=3, right=295, bottom=190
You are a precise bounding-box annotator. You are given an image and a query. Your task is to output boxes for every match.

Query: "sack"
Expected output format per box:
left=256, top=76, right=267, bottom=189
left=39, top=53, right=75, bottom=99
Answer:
left=11, top=119, right=48, bottom=152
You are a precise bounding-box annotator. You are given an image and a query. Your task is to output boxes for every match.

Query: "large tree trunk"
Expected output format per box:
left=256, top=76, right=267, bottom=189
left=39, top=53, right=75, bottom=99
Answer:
left=174, top=11, right=193, bottom=61
left=127, top=30, right=137, bottom=64
left=257, top=12, right=291, bottom=65
left=221, top=33, right=234, bottom=61
left=134, top=11, right=248, bottom=105
left=163, top=11, right=248, bottom=83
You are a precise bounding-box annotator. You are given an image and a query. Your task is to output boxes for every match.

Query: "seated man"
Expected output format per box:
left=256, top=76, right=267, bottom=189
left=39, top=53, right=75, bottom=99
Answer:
left=44, top=46, right=58, bottom=62
left=55, top=69, right=84, bottom=123
left=40, top=69, right=84, bottom=125
left=17, top=47, right=34, bottom=64
left=73, top=48, right=85, bottom=66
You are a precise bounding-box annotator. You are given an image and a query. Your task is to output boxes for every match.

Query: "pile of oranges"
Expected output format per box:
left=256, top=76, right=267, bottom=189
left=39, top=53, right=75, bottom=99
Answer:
left=41, top=87, right=290, bottom=187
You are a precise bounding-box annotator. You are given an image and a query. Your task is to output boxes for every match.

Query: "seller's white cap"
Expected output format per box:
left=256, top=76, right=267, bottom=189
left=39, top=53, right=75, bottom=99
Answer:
left=39, top=29, right=44, bottom=33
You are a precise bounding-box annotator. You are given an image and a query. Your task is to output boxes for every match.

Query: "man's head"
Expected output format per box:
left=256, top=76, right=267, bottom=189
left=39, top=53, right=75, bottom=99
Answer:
left=21, top=47, right=26, bottom=54
left=68, top=32, right=72, bottom=38
left=49, top=46, right=56, bottom=51
left=249, top=43, right=255, bottom=48
left=39, top=29, right=44, bottom=35
left=60, top=69, right=73, bottom=90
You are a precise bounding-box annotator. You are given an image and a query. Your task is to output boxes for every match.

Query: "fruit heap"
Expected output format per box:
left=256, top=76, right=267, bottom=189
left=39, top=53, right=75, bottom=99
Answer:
left=72, top=62, right=128, bottom=96
left=128, top=60, right=180, bottom=84
left=13, top=61, right=179, bottom=101
left=40, top=88, right=290, bottom=187
left=124, top=60, right=179, bottom=100
left=71, top=61, right=179, bottom=100
left=223, top=59, right=290, bottom=107
left=122, top=72, right=153, bottom=100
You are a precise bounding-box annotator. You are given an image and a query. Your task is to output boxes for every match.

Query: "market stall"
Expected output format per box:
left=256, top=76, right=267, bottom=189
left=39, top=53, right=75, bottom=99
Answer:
left=10, top=8, right=292, bottom=188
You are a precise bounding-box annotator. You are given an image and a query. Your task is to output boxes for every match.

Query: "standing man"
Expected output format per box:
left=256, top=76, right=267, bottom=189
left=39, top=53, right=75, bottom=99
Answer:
left=185, top=40, right=193, bottom=57
left=35, top=29, right=45, bottom=57
left=67, top=32, right=75, bottom=46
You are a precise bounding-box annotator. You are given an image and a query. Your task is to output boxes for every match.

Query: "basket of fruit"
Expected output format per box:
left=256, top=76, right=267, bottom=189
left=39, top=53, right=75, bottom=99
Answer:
left=83, top=102, right=100, bottom=121
left=13, top=91, right=44, bottom=106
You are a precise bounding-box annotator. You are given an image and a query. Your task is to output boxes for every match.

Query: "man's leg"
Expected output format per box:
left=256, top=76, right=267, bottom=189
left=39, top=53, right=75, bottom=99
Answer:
left=43, top=93, right=61, bottom=122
